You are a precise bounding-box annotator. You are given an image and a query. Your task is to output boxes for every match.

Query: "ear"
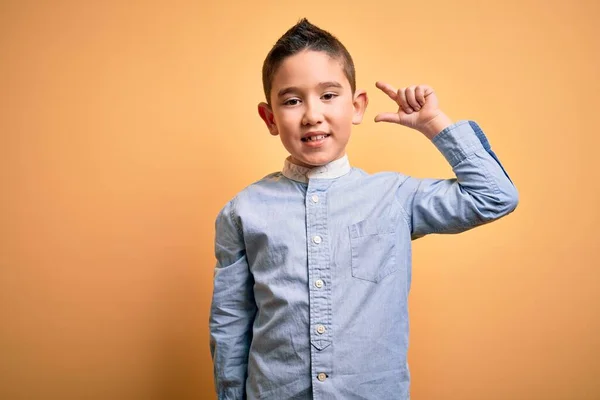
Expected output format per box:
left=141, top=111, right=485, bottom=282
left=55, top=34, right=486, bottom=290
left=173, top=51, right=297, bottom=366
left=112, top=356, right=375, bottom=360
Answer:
left=351, top=89, right=368, bottom=125
left=258, top=102, right=279, bottom=136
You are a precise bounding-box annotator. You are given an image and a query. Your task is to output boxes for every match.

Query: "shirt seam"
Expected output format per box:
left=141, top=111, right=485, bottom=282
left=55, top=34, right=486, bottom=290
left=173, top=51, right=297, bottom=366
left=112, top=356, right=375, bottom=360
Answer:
left=229, top=196, right=243, bottom=236
left=393, top=175, right=413, bottom=233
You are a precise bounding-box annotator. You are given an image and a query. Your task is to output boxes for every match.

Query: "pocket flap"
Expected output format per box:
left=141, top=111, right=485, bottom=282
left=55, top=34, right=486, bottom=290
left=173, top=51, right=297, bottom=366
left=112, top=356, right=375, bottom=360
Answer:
left=349, top=217, right=395, bottom=238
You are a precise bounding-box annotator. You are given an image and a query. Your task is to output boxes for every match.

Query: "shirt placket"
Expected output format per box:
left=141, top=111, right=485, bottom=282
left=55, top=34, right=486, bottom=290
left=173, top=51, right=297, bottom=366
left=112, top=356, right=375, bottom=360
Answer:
left=306, top=179, right=333, bottom=398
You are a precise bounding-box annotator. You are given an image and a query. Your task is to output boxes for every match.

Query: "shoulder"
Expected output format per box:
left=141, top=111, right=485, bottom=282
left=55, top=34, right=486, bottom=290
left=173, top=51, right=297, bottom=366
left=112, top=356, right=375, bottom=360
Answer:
left=216, top=171, right=287, bottom=216
left=349, top=167, right=411, bottom=186
left=235, top=171, right=292, bottom=202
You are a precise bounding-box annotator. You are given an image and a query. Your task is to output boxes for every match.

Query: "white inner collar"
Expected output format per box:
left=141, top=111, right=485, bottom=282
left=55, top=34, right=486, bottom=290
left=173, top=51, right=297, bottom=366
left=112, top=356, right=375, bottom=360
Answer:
left=282, top=155, right=351, bottom=183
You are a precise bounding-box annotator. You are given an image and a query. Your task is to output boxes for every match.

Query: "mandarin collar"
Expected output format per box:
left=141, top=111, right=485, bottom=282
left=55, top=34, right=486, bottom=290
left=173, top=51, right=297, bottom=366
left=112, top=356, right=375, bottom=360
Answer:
left=282, top=154, right=351, bottom=183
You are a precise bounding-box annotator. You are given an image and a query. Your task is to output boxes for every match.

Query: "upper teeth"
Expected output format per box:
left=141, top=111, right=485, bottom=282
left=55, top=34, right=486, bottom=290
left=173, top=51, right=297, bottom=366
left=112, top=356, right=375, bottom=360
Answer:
left=307, top=135, right=326, bottom=141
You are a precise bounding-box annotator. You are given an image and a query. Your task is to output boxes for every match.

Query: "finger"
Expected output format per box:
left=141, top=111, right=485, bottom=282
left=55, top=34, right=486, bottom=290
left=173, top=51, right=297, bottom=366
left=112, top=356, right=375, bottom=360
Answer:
left=421, top=85, right=434, bottom=98
left=397, top=88, right=413, bottom=113
left=406, top=85, right=420, bottom=111
left=374, top=112, right=402, bottom=124
left=375, top=81, right=399, bottom=101
left=415, top=86, right=425, bottom=107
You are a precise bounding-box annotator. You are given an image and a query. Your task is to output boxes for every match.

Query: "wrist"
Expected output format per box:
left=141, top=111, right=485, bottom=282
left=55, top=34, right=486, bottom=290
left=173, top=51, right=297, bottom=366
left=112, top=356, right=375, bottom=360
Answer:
left=420, top=112, right=453, bottom=140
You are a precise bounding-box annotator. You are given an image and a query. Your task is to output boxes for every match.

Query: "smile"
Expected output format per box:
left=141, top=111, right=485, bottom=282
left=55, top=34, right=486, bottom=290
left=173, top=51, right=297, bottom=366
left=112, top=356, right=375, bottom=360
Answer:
left=301, top=134, right=331, bottom=142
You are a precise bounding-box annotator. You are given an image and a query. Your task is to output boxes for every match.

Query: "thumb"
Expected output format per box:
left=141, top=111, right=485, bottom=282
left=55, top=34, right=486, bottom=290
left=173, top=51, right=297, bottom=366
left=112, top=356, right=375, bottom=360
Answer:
left=374, top=113, right=402, bottom=124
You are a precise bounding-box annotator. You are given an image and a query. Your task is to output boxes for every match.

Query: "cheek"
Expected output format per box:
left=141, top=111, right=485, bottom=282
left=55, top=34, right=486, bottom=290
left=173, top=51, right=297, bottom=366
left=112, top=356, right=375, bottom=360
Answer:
left=329, top=105, right=354, bottom=126
left=276, top=108, right=302, bottom=122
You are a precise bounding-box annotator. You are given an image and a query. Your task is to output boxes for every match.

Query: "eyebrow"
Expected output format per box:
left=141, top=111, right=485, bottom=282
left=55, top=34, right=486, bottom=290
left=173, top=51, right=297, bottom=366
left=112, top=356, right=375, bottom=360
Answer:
left=277, top=81, right=344, bottom=98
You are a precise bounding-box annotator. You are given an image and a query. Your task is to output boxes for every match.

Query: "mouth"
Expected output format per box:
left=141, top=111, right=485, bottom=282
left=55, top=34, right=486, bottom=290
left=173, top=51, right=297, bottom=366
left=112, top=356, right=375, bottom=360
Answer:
left=301, top=134, right=331, bottom=143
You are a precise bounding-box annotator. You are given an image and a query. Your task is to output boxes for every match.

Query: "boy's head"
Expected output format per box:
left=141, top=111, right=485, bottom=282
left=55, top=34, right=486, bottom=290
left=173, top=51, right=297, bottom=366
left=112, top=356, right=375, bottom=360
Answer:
left=261, top=18, right=356, bottom=105
left=258, top=19, right=368, bottom=168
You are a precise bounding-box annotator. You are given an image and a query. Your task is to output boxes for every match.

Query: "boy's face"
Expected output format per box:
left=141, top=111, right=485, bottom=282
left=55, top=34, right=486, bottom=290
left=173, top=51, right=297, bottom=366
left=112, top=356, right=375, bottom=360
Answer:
left=258, top=50, right=367, bottom=168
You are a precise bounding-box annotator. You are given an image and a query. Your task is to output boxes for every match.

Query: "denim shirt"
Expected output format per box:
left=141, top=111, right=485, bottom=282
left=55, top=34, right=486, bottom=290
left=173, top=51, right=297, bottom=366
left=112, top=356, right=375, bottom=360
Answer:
left=210, top=121, right=518, bottom=400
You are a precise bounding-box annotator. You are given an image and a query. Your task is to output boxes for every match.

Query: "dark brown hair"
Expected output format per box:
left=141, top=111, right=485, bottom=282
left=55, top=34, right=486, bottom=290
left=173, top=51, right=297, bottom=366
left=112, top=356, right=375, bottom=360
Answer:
left=261, top=18, right=356, bottom=104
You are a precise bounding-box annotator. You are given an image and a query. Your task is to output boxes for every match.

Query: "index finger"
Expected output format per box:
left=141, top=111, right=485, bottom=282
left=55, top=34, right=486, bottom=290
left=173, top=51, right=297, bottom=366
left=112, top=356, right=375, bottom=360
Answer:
left=375, top=81, right=399, bottom=101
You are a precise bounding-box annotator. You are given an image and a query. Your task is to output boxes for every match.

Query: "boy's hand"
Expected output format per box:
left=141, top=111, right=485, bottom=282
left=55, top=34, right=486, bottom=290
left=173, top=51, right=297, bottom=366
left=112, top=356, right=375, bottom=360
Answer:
left=374, top=82, right=453, bottom=140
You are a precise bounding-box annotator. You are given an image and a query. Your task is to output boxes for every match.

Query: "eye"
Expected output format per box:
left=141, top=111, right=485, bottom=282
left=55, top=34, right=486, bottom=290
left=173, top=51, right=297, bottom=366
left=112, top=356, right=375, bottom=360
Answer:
left=321, top=92, right=338, bottom=101
left=283, top=98, right=301, bottom=106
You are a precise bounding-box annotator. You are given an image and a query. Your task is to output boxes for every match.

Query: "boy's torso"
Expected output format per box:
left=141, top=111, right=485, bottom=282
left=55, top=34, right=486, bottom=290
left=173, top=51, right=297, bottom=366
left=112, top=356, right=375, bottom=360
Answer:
left=234, top=168, right=414, bottom=399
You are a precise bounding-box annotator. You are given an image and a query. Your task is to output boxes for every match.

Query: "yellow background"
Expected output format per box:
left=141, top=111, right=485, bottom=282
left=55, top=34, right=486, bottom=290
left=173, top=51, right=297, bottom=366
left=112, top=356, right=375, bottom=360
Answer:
left=1, top=0, right=599, bottom=399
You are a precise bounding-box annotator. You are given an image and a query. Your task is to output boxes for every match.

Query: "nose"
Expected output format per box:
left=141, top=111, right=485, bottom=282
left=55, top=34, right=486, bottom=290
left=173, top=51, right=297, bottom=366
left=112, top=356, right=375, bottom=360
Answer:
left=302, top=100, right=324, bottom=126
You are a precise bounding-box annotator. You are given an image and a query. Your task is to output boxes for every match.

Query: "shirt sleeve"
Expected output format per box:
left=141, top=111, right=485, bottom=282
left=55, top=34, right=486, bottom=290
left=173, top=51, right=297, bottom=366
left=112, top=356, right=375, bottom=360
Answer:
left=209, top=198, right=256, bottom=399
left=397, top=120, right=519, bottom=240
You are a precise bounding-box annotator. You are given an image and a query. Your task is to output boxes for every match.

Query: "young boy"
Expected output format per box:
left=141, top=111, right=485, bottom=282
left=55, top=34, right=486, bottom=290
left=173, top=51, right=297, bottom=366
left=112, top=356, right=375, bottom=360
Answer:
left=209, top=19, right=518, bottom=400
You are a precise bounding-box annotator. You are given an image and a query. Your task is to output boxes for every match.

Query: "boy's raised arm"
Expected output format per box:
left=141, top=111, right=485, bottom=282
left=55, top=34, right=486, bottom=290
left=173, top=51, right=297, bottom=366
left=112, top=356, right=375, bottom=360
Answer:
left=375, top=83, right=519, bottom=238
left=210, top=198, right=256, bottom=399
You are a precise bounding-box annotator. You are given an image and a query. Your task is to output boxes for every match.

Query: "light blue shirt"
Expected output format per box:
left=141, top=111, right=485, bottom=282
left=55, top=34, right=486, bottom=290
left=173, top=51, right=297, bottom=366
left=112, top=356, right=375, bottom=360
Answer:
left=210, top=121, right=518, bottom=399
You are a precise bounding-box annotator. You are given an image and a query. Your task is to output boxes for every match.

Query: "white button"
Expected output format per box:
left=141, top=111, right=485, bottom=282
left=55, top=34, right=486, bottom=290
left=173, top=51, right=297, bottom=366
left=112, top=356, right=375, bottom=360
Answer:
left=313, top=235, right=322, bottom=244
left=316, top=325, right=326, bottom=334
left=311, top=194, right=319, bottom=203
left=314, top=279, right=324, bottom=288
left=317, top=372, right=327, bottom=382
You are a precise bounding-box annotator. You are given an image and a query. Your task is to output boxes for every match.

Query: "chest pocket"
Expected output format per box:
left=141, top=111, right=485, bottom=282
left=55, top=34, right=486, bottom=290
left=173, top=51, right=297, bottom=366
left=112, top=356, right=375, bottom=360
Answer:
left=349, top=218, right=397, bottom=283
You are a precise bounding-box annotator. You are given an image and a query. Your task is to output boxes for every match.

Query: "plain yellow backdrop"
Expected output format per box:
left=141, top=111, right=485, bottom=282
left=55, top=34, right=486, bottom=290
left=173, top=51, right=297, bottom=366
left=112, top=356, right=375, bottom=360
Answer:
left=1, top=0, right=599, bottom=399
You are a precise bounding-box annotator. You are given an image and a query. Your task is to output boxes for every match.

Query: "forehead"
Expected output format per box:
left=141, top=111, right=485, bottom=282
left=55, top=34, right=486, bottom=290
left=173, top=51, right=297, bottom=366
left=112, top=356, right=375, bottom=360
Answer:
left=271, top=50, right=350, bottom=91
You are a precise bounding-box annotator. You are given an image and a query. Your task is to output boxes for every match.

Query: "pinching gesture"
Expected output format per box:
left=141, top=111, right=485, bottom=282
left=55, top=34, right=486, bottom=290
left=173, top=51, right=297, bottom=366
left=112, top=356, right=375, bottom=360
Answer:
left=374, top=82, right=452, bottom=140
